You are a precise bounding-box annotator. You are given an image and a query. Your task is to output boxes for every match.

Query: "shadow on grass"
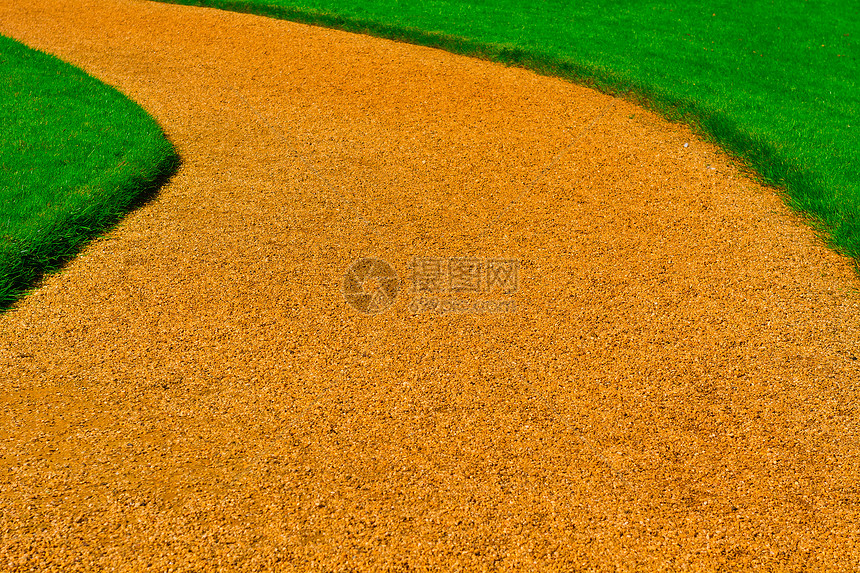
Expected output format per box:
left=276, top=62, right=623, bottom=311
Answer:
left=0, top=152, right=181, bottom=314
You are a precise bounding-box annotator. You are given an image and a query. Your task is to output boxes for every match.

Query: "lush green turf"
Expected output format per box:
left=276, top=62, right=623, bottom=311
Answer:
left=160, top=0, right=859, bottom=264
left=0, top=35, right=178, bottom=310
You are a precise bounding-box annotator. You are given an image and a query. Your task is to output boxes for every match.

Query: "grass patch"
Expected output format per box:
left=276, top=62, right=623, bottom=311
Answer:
left=157, top=0, right=858, bottom=264
left=0, top=34, right=178, bottom=310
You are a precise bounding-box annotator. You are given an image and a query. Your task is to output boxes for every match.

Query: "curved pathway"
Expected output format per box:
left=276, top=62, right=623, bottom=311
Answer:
left=1, top=0, right=859, bottom=568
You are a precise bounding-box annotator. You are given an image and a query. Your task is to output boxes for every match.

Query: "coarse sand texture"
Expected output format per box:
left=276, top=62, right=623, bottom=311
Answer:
left=1, top=0, right=859, bottom=569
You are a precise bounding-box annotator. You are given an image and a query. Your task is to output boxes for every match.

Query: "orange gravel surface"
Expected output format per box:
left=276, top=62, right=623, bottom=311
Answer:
left=2, top=0, right=860, bottom=569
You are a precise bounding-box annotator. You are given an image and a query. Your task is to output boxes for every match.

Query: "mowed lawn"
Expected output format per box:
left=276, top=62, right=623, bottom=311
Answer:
left=0, top=34, right=178, bottom=309
left=160, top=0, right=859, bottom=261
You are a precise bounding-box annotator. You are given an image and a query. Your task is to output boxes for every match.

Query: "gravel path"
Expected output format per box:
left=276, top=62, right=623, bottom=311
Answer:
left=1, top=0, right=859, bottom=569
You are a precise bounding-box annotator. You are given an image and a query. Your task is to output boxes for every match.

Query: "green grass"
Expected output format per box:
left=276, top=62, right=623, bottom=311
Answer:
left=0, top=34, right=178, bottom=310
left=158, top=0, right=859, bottom=265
